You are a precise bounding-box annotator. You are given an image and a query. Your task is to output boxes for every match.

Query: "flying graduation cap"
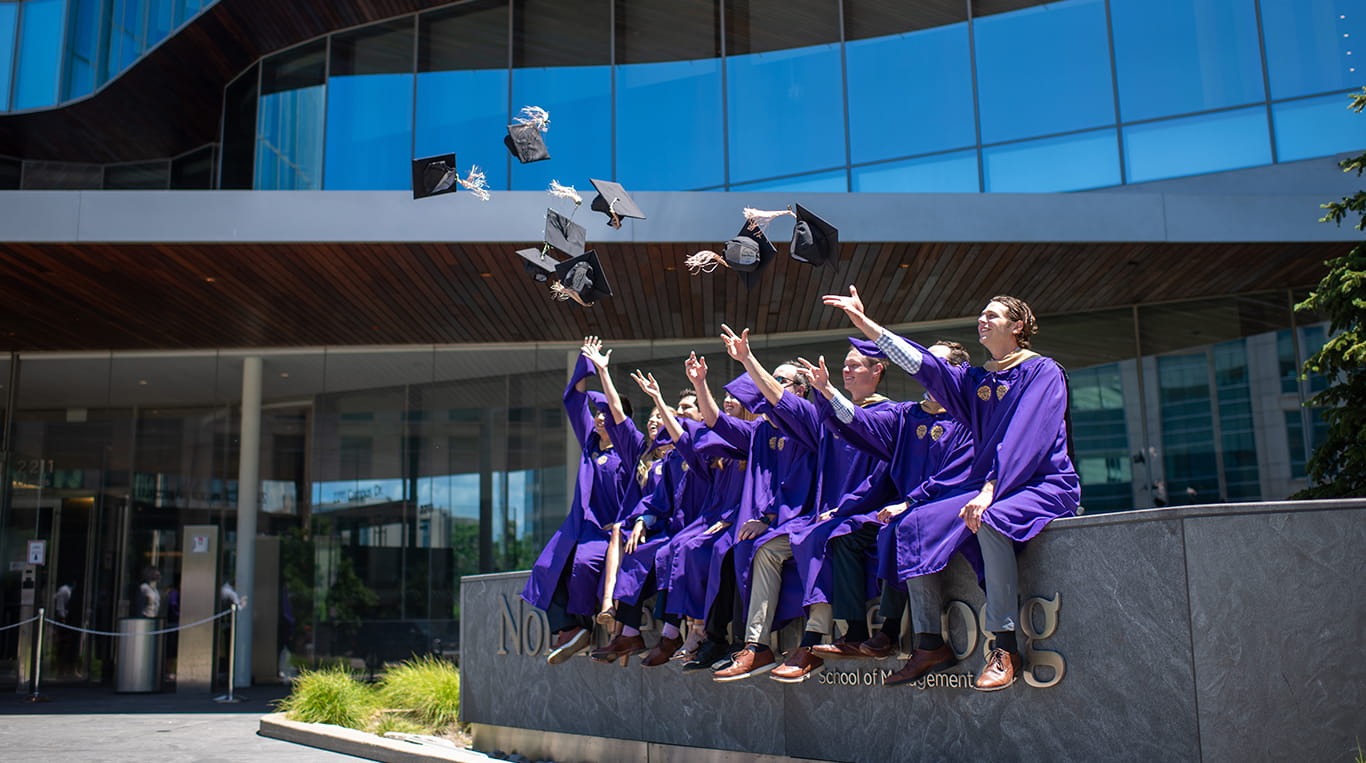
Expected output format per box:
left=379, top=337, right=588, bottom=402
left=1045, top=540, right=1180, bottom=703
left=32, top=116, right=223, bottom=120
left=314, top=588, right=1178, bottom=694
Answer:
left=684, top=209, right=788, bottom=290
left=543, top=209, right=586, bottom=256
left=551, top=249, right=613, bottom=306
left=411, top=154, right=459, bottom=199
left=588, top=179, right=645, bottom=229
left=516, top=247, right=559, bottom=282
left=505, top=106, right=551, bottom=164
left=790, top=203, right=839, bottom=268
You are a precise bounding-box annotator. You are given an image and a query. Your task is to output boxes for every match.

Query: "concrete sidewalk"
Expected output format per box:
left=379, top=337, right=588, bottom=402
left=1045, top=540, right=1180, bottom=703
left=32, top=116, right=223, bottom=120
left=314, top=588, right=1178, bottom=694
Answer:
left=0, top=684, right=359, bottom=761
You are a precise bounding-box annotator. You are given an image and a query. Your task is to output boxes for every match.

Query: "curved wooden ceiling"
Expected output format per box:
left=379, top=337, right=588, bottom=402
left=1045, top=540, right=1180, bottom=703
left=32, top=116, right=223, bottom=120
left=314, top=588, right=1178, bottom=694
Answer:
left=0, top=239, right=1332, bottom=352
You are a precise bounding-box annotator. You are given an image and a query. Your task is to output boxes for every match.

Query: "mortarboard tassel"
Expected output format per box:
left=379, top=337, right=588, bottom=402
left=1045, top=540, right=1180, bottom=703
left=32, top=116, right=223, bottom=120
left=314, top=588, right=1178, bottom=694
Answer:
left=549, top=280, right=594, bottom=307
left=548, top=180, right=582, bottom=206
left=742, top=207, right=795, bottom=231
left=684, top=250, right=726, bottom=273
left=515, top=106, right=551, bottom=132
left=457, top=165, right=490, bottom=201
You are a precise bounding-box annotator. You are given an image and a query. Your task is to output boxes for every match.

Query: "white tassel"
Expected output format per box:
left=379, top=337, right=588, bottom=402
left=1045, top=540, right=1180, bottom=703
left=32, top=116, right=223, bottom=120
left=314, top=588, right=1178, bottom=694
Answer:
left=743, top=207, right=794, bottom=231
left=549, top=280, right=593, bottom=307
left=548, top=180, right=582, bottom=205
left=515, top=106, right=551, bottom=131
left=684, top=250, right=727, bottom=274
left=457, top=165, right=490, bottom=201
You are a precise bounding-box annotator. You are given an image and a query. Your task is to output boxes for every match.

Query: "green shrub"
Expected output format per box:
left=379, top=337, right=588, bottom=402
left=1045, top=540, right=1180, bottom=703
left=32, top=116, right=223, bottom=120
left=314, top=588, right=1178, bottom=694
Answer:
left=274, top=666, right=377, bottom=730
left=376, top=655, right=462, bottom=730
left=371, top=712, right=431, bottom=737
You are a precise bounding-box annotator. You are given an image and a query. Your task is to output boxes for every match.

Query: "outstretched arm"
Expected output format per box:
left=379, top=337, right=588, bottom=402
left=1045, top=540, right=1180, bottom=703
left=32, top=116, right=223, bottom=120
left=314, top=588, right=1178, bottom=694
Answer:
left=720, top=324, right=784, bottom=407
left=582, top=336, right=628, bottom=425
left=685, top=352, right=721, bottom=427
left=631, top=370, right=685, bottom=443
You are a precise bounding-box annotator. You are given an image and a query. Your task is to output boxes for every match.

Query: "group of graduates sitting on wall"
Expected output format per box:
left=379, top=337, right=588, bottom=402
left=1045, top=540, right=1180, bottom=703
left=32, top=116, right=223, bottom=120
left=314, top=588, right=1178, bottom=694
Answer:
left=520, top=286, right=1081, bottom=690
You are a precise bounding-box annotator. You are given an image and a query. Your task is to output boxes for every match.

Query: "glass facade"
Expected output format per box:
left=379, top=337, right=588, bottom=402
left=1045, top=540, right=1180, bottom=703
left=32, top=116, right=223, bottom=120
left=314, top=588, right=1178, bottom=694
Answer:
left=0, top=289, right=1333, bottom=685
left=0, top=0, right=1355, bottom=189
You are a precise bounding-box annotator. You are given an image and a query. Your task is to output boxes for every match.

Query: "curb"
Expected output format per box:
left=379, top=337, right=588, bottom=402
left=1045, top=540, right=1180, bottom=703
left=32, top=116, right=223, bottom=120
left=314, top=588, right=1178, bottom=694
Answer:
left=258, top=712, right=495, bottom=763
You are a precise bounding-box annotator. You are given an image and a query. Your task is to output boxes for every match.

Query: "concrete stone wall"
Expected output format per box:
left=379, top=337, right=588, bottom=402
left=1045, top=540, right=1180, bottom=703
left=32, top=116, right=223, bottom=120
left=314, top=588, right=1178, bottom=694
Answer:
left=459, top=499, right=1366, bottom=762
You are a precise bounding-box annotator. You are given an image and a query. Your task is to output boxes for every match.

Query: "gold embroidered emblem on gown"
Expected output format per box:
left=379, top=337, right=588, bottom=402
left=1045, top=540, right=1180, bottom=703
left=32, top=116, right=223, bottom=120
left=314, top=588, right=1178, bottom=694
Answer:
left=930, top=424, right=944, bottom=441
left=916, top=424, right=928, bottom=439
left=977, top=385, right=992, bottom=401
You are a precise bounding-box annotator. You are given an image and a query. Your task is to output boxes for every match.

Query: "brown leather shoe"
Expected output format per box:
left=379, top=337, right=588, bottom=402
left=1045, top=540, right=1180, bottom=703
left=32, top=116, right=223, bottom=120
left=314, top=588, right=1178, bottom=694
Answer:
left=640, top=635, right=684, bottom=667
left=810, top=639, right=865, bottom=659
left=974, top=648, right=1023, bottom=692
left=858, top=631, right=898, bottom=659
left=769, top=646, right=826, bottom=683
left=589, top=633, right=646, bottom=662
left=712, top=645, right=775, bottom=682
left=546, top=627, right=591, bottom=665
left=883, top=645, right=956, bottom=687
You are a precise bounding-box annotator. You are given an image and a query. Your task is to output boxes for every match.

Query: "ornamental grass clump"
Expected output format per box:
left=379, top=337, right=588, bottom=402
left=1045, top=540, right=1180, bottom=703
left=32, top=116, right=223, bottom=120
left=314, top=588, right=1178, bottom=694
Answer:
left=274, top=666, right=378, bottom=730
left=377, top=655, right=462, bottom=730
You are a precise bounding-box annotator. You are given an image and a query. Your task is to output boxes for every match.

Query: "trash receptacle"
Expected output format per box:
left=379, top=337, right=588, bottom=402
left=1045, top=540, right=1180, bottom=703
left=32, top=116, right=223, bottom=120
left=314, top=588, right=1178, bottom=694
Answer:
left=116, top=618, right=163, bottom=693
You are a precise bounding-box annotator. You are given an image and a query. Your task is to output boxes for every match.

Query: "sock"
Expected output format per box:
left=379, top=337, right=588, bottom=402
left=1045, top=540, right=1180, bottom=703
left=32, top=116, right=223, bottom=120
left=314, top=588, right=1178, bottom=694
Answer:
left=622, top=625, right=640, bottom=637
left=994, top=630, right=1017, bottom=654
left=800, top=630, right=824, bottom=648
left=880, top=617, right=901, bottom=637
left=916, top=632, right=945, bottom=651
left=843, top=620, right=870, bottom=643
left=661, top=622, right=680, bottom=640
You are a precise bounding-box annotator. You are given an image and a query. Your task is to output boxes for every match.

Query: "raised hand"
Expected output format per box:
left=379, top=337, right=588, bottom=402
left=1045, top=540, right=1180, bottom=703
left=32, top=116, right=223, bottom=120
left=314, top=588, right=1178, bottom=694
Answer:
left=797, top=356, right=834, bottom=398
left=581, top=335, right=611, bottom=369
left=684, top=351, right=709, bottom=385
left=821, top=285, right=866, bottom=319
left=630, top=369, right=664, bottom=403
left=720, top=324, right=752, bottom=364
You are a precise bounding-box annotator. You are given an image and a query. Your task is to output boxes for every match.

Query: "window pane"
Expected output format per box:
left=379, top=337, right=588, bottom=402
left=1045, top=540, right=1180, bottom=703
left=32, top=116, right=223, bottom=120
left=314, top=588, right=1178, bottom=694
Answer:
left=616, top=59, right=724, bottom=190
left=415, top=69, right=510, bottom=191
left=418, top=0, right=507, bottom=72
left=729, top=168, right=847, bottom=192
left=63, top=0, right=100, bottom=101
left=852, top=150, right=979, bottom=192
left=512, top=0, right=609, bottom=67
left=104, top=161, right=169, bottom=189
left=1111, top=0, right=1265, bottom=122
left=147, top=0, right=174, bottom=49
left=509, top=65, right=611, bottom=191
left=105, top=0, right=144, bottom=78
left=219, top=66, right=258, bottom=190
left=256, top=85, right=325, bottom=190
left=727, top=44, right=845, bottom=184
left=15, top=0, right=63, bottom=110
left=1272, top=92, right=1366, bottom=162
left=170, top=145, right=215, bottom=189
left=1260, top=0, right=1366, bottom=99
left=616, top=0, right=718, bottom=64
left=727, top=0, right=839, bottom=55
left=847, top=21, right=975, bottom=163
left=983, top=129, right=1120, bottom=192
left=973, top=0, right=1114, bottom=143
left=261, top=39, right=326, bottom=96
left=0, top=155, right=20, bottom=188
left=0, top=3, right=16, bottom=109
left=1123, top=106, right=1271, bottom=183
left=324, top=73, right=414, bottom=190
left=331, top=19, right=413, bottom=77
left=845, top=0, right=967, bottom=39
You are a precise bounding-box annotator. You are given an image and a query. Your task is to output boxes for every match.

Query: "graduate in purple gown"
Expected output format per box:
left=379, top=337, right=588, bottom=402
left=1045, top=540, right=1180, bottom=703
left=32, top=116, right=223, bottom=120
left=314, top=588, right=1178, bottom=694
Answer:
left=800, top=341, right=976, bottom=685
left=520, top=337, right=642, bottom=665
left=715, top=326, right=900, bottom=684
left=590, top=383, right=711, bottom=666
left=824, top=287, right=1080, bottom=692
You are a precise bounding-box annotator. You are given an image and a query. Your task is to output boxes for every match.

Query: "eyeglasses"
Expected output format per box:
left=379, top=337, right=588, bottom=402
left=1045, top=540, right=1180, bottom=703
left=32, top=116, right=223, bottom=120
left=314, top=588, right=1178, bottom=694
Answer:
left=774, top=376, right=794, bottom=386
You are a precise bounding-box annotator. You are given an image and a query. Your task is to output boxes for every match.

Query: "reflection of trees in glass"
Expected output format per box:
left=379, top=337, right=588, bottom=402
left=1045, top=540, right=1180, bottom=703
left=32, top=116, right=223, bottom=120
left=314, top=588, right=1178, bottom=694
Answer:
left=280, top=526, right=316, bottom=656
left=499, top=519, right=535, bottom=572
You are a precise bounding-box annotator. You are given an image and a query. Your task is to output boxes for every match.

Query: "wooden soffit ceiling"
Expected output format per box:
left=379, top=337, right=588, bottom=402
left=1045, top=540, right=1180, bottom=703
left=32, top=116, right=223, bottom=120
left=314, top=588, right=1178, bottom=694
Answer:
left=0, top=240, right=1334, bottom=352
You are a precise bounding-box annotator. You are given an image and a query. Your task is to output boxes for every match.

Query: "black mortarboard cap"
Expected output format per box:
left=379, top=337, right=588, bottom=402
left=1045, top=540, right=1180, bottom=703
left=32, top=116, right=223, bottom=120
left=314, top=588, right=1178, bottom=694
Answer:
left=517, top=247, right=558, bottom=282
left=505, top=123, right=550, bottom=164
left=588, top=179, right=646, bottom=229
left=725, top=220, right=777, bottom=290
left=411, top=153, right=459, bottom=199
left=790, top=203, right=840, bottom=268
left=554, top=249, right=613, bottom=304
left=543, top=209, right=586, bottom=256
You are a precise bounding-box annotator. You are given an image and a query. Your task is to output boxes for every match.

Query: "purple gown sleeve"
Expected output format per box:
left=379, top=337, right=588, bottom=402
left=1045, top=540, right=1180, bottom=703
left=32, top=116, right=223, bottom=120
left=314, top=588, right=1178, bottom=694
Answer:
left=818, top=395, right=901, bottom=462
left=874, top=330, right=977, bottom=428
left=986, top=360, right=1070, bottom=497
left=703, top=410, right=760, bottom=452
left=603, top=407, right=647, bottom=471
left=563, top=354, right=600, bottom=451
left=764, top=391, right=822, bottom=453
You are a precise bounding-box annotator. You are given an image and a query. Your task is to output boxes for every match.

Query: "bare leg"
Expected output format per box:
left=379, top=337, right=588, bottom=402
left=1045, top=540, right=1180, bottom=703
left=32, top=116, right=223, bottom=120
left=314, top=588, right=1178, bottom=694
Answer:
left=597, top=524, right=623, bottom=624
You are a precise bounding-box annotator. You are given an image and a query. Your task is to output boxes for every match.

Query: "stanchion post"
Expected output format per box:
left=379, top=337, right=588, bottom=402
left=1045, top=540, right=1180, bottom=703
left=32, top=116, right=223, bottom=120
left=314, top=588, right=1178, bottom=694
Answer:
left=214, top=603, right=244, bottom=703
left=25, top=607, right=47, bottom=702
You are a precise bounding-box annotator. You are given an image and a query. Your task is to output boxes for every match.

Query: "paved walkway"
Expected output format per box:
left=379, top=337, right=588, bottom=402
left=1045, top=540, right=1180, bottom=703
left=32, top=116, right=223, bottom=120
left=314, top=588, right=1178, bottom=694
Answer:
left=0, top=684, right=358, bottom=761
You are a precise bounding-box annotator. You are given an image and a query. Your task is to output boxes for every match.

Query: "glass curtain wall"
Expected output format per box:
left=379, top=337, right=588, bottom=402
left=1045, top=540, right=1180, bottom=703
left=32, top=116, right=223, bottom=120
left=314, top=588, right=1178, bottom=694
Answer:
left=0, top=290, right=1335, bottom=682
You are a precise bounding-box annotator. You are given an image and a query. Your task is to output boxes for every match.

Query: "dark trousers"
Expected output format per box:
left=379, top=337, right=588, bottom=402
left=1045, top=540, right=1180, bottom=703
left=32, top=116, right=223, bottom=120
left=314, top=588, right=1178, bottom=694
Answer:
left=545, top=560, right=591, bottom=634
left=828, top=521, right=882, bottom=621
left=616, top=569, right=680, bottom=629
left=705, top=550, right=740, bottom=644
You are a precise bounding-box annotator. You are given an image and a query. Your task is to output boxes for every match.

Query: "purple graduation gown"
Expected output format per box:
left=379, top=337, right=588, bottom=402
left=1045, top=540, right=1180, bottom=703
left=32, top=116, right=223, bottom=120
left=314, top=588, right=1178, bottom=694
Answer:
left=875, top=331, right=1080, bottom=578
left=520, top=355, right=642, bottom=617
left=700, top=374, right=817, bottom=626
left=819, top=397, right=974, bottom=585
left=767, top=390, right=899, bottom=608
left=660, top=419, right=747, bottom=620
